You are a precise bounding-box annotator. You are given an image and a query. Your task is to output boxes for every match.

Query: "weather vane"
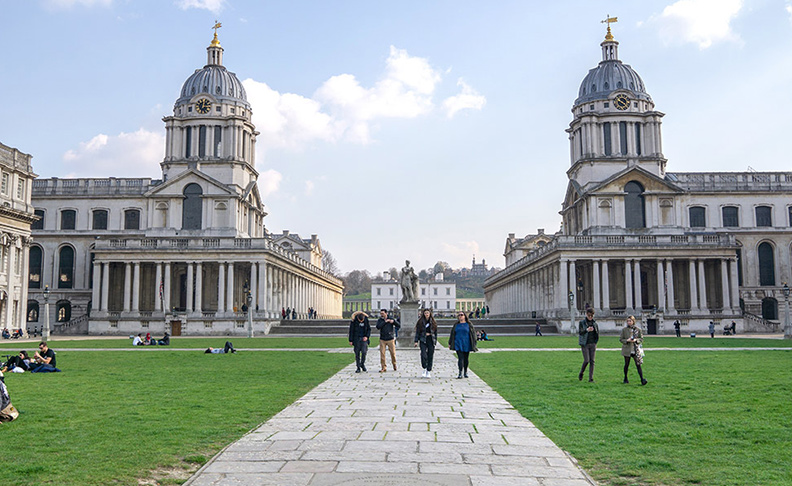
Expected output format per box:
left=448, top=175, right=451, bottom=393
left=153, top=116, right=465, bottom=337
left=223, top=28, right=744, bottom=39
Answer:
left=601, top=15, right=618, bottom=41
left=213, top=20, right=222, bottom=34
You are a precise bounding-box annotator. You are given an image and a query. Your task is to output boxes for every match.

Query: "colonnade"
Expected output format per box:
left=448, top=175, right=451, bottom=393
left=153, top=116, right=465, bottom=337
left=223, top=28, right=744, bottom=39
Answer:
left=92, top=259, right=340, bottom=320
left=487, top=256, right=740, bottom=317
left=572, top=119, right=663, bottom=162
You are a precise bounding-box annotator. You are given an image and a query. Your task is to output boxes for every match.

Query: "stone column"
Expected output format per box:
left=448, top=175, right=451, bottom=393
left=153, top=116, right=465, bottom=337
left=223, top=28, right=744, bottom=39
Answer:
left=689, top=260, right=699, bottom=312
left=186, top=262, right=194, bottom=313
left=250, top=262, right=258, bottom=310
left=218, top=263, right=226, bottom=314
left=720, top=259, right=730, bottom=312
left=729, top=258, right=740, bottom=310
left=226, top=262, right=235, bottom=313
left=123, top=263, right=132, bottom=312
left=558, top=260, right=568, bottom=311
left=698, top=259, right=707, bottom=311
left=132, top=263, right=140, bottom=312
left=602, top=260, right=610, bottom=312
left=625, top=260, right=633, bottom=311
left=101, top=262, right=110, bottom=312
left=656, top=259, right=665, bottom=311
left=154, top=263, right=162, bottom=312
left=92, top=261, right=101, bottom=311
left=568, top=260, right=576, bottom=311
left=666, top=260, right=675, bottom=312
left=593, top=260, right=601, bottom=311
left=195, top=262, right=203, bottom=313
left=163, top=263, right=172, bottom=312
left=258, top=261, right=267, bottom=315
left=633, top=259, right=642, bottom=312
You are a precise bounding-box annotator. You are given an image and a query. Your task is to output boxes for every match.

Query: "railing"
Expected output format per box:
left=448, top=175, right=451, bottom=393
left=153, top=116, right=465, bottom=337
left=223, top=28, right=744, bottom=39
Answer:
left=743, top=311, right=779, bottom=331
left=667, top=171, right=792, bottom=191
left=31, top=177, right=156, bottom=196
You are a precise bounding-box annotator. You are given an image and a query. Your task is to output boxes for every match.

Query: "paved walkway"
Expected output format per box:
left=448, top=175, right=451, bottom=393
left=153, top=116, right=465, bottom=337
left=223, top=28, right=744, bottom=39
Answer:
left=184, top=347, right=596, bottom=486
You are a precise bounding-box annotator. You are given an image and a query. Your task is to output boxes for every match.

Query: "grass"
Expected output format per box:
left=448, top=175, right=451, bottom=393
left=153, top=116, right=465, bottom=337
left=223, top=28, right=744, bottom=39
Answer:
left=472, top=335, right=792, bottom=349
left=473, top=349, right=792, bottom=486
left=0, top=350, right=352, bottom=486
left=0, top=336, right=350, bottom=349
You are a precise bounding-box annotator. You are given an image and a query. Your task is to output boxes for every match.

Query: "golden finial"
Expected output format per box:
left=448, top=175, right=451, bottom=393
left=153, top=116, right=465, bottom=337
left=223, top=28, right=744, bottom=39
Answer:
left=601, top=15, right=618, bottom=41
left=210, top=20, right=222, bottom=47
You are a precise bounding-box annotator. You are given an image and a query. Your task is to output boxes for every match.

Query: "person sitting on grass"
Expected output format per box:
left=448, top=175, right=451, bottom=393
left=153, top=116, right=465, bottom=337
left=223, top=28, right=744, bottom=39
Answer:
left=158, top=332, right=170, bottom=346
left=205, top=341, right=237, bottom=354
left=1, top=351, right=31, bottom=373
left=132, top=334, right=144, bottom=346
left=29, top=342, right=60, bottom=373
left=480, top=330, right=493, bottom=341
left=1, top=329, right=9, bottom=339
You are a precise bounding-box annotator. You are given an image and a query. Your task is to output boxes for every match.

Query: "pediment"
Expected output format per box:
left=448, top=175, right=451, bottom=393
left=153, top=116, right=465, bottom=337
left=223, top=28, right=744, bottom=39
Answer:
left=587, top=166, right=683, bottom=196
left=145, top=169, right=236, bottom=198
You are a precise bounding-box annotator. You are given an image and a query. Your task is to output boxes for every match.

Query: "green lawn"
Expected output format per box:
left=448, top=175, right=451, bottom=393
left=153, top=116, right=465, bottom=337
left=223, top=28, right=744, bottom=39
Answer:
left=473, top=349, right=792, bottom=486
left=0, top=336, right=349, bottom=349
left=0, top=350, right=352, bottom=486
left=473, top=335, right=792, bottom=349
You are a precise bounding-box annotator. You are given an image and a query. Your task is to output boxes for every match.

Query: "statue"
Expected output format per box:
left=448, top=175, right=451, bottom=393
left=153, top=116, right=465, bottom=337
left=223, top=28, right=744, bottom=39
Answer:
left=399, top=260, right=419, bottom=303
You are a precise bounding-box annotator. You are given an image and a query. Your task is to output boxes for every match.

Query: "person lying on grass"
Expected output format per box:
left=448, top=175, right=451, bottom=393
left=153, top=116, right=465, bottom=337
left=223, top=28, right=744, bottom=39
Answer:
left=205, top=341, right=237, bottom=354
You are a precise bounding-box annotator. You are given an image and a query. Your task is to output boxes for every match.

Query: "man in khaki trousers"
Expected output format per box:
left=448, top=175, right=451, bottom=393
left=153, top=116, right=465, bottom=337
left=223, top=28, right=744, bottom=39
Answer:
left=376, top=309, right=400, bottom=372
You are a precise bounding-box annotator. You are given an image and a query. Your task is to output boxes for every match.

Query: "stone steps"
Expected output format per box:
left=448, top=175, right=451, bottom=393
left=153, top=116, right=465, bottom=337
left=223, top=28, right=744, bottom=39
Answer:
left=268, top=318, right=557, bottom=336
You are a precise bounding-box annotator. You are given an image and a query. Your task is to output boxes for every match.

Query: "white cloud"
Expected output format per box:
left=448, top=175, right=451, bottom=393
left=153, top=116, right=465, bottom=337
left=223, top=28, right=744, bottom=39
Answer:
left=175, top=0, right=225, bottom=13
left=443, top=79, right=487, bottom=118
left=258, top=169, right=283, bottom=197
left=44, top=0, right=112, bottom=8
left=62, top=128, right=164, bottom=178
left=786, top=3, right=792, bottom=23
left=648, top=0, right=743, bottom=49
left=304, top=180, right=315, bottom=196
left=441, top=240, right=481, bottom=269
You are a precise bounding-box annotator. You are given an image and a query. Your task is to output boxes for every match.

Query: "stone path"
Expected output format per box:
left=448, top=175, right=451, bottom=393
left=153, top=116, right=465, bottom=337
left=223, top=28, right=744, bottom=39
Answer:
left=184, top=347, right=596, bottom=486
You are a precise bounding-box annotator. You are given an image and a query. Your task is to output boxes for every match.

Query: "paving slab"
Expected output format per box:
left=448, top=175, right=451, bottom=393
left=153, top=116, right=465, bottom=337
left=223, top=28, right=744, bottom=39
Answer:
left=184, top=348, right=596, bottom=485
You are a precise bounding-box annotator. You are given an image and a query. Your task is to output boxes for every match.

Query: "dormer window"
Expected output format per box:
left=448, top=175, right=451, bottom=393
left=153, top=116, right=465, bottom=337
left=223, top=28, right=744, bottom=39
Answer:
left=216, top=86, right=221, bottom=94
left=604, top=82, right=609, bottom=90
left=617, top=81, right=623, bottom=88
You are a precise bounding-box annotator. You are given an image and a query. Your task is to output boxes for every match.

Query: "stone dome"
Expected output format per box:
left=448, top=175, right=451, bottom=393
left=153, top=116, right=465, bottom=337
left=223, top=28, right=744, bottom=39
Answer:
left=176, top=65, right=250, bottom=109
left=575, top=60, right=651, bottom=106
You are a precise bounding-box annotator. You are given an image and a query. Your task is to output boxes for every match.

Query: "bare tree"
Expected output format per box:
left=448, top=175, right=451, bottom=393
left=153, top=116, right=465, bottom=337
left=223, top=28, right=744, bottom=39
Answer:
left=321, top=249, right=340, bottom=276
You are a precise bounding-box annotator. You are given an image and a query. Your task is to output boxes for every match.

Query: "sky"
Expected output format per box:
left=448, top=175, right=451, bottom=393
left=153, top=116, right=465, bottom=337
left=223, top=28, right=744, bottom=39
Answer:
left=3, top=0, right=792, bottom=275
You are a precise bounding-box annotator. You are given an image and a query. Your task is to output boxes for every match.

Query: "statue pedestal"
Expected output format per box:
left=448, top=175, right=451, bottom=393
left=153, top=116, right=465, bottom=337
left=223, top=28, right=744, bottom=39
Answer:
left=397, top=301, right=420, bottom=347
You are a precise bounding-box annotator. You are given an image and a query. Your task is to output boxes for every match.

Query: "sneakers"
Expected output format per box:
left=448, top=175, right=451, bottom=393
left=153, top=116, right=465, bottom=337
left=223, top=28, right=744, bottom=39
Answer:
left=641, top=379, right=648, bottom=386
left=355, top=368, right=361, bottom=373
left=426, top=371, right=431, bottom=378
left=421, top=369, right=427, bottom=378
left=457, top=372, right=463, bottom=379
left=464, top=372, right=468, bottom=378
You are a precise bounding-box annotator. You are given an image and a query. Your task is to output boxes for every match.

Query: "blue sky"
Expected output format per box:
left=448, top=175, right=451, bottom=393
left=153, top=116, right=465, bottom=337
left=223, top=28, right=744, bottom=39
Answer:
left=3, top=0, right=792, bottom=274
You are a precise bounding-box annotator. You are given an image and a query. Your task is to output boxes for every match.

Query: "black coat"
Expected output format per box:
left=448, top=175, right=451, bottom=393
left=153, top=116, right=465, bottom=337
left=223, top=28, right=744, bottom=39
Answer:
left=348, top=317, right=371, bottom=342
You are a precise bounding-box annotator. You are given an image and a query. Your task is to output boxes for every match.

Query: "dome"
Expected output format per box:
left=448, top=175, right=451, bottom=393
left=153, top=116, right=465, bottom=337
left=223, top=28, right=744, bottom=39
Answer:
left=574, top=60, right=651, bottom=106
left=176, top=65, right=250, bottom=109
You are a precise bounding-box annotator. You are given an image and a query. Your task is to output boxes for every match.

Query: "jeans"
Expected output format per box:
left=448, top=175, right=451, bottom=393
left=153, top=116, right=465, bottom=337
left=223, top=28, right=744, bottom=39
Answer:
left=379, top=339, right=396, bottom=370
left=353, top=340, right=368, bottom=369
left=419, top=340, right=435, bottom=371
left=223, top=341, right=236, bottom=353
left=580, top=343, right=596, bottom=379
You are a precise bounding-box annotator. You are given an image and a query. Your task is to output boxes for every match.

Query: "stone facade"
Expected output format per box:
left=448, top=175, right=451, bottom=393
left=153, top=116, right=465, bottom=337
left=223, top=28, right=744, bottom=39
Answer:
left=371, top=276, right=456, bottom=316
left=28, top=34, right=343, bottom=336
left=485, top=28, right=790, bottom=334
left=0, top=142, right=36, bottom=332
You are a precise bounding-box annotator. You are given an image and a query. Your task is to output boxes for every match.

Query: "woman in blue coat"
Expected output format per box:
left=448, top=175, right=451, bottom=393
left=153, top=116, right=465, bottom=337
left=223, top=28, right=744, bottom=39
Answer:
left=449, top=312, right=478, bottom=378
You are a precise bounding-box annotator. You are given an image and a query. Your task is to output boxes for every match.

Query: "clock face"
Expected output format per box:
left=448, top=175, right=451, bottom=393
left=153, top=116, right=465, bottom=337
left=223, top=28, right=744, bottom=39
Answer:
left=614, top=94, right=630, bottom=111
left=195, top=99, right=211, bottom=114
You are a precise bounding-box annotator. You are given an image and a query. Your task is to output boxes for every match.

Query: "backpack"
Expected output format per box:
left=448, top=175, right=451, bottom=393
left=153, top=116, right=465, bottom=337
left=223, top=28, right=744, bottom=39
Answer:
left=0, top=379, right=19, bottom=423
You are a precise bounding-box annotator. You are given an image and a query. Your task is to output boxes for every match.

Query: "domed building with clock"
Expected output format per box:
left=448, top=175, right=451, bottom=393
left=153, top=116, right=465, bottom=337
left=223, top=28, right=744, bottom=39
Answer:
left=485, top=23, right=792, bottom=335
left=26, top=33, right=343, bottom=336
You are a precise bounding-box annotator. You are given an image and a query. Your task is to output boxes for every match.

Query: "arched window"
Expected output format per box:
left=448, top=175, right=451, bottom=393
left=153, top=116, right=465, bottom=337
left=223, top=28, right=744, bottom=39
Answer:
left=61, top=209, right=76, bottom=230
left=756, top=206, right=772, bottom=227
left=689, top=207, right=706, bottom=228
left=56, top=300, right=71, bottom=322
left=27, top=300, right=39, bottom=322
left=182, top=183, right=203, bottom=230
left=722, top=206, right=739, bottom=227
left=758, top=242, right=775, bottom=286
left=29, top=246, right=42, bottom=288
left=624, top=181, right=646, bottom=229
left=761, top=297, right=777, bottom=320
left=92, top=209, right=108, bottom=230
left=58, top=246, right=74, bottom=289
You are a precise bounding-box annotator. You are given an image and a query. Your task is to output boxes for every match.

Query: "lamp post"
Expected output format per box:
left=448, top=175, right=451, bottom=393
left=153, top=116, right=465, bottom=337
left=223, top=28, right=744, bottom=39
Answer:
left=41, top=285, right=50, bottom=342
left=783, top=283, right=791, bottom=340
left=568, top=290, right=575, bottom=335
left=246, top=290, right=254, bottom=338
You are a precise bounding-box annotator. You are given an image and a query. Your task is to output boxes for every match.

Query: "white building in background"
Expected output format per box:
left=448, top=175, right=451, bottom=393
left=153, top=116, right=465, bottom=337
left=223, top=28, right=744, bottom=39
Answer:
left=485, top=25, right=792, bottom=334
left=28, top=32, right=343, bottom=336
left=371, top=274, right=456, bottom=315
left=0, top=142, right=36, bottom=332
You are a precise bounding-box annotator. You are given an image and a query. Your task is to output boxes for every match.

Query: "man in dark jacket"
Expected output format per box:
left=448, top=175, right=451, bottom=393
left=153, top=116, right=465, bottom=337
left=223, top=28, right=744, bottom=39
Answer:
left=348, top=312, right=371, bottom=373
left=376, top=309, right=400, bottom=372
left=578, top=309, right=599, bottom=382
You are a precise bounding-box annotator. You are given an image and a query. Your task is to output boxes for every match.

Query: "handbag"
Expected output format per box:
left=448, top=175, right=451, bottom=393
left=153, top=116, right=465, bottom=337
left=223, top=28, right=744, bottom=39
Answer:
left=0, top=403, right=19, bottom=423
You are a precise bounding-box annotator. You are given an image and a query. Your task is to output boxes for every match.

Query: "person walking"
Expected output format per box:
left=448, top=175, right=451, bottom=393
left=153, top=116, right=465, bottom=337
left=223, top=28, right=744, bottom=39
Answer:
left=449, top=311, right=477, bottom=378
left=674, top=320, right=681, bottom=338
left=481, top=305, right=487, bottom=319
left=535, top=323, right=543, bottom=336
left=348, top=311, right=371, bottom=373
left=578, top=308, right=599, bottom=382
left=376, top=309, right=400, bottom=372
left=620, top=315, right=647, bottom=385
left=708, top=321, right=715, bottom=338
left=413, top=308, right=438, bottom=378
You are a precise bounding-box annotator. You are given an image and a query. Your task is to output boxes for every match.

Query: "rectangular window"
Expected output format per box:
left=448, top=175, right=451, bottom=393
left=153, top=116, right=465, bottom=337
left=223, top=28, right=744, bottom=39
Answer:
left=789, top=207, right=792, bottom=227
left=446, top=301, right=450, bottom=309
left=214, top=126, right=222, bottom=157
left=756, top=206, right=772, bottom=227
left=446, top=288, right=450, bottom=295
left=603, top=122, right=612, bottom=156
left=16, top=179, right=24, bottom=200
left=61, top=210, right=76, bottom=230
left=421, top=288, right=426, bottom=296
left=689, top=207, right=706, bottom=228
left=92, top=210, right=108, bottom=230
left=722, top=206, right=739, bottom=227
left=376, top=288, right=381, bottom=296
left=1, top=173, right=8, bottom=194
left=619, top=121, right=628, bottom=155
left=198, top=125, right=207, bottom=157
left=433, top=288, right=438, bottom=295
left=736, top=249, right=743, bottom=286
left=124, top=210, right=141, bottom=230
left=185, top=127, right=192, bottom=158
left=389, top=288, right=394, bottom=296
left=635, top=123, right=642, bottom=155
left=32, top=209, right=45, bottom=230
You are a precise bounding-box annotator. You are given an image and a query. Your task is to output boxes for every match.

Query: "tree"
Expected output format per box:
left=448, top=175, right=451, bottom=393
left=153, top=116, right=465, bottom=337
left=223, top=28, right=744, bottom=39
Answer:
left=433, top=261, right=450, bottom=276
left=342, top=270, right=373, bottom=296
left=321, top=249, right=340, bottom=276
